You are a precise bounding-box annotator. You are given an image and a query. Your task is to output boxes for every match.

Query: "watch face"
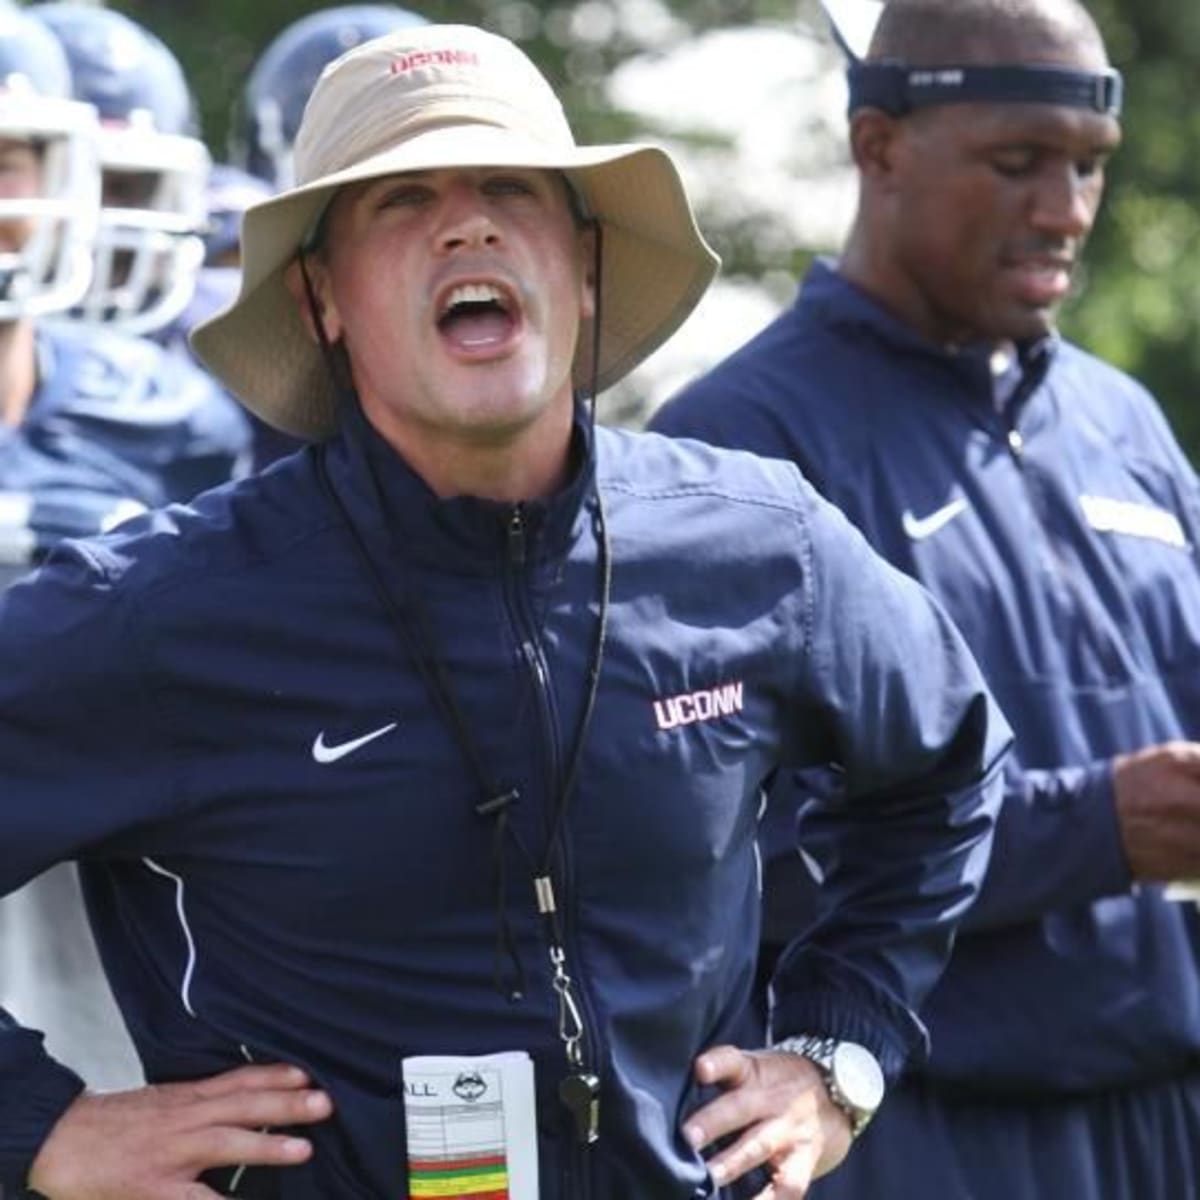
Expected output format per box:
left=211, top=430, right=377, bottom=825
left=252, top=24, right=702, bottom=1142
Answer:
left=831, top=1042, right=885, bottom=1112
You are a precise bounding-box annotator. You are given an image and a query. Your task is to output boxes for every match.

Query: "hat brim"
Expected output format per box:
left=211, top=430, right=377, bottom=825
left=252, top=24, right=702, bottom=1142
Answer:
left=191, top=124, right=719, bottom=440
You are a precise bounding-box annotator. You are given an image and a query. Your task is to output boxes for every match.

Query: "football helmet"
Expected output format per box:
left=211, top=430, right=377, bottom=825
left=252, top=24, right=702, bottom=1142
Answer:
left=30, top=3, right=209, bottom=335
left=0, top=6, right=100, bottom=320
left=202, top=162, right=272, bottom=267
left=236, top=5, right=427, bottom=188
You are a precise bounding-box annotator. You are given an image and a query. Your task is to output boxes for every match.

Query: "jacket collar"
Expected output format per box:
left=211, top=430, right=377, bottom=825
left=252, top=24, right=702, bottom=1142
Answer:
left=321, top=394, right=598, bottom=576
left=800, top=257, right=1057, bottom=415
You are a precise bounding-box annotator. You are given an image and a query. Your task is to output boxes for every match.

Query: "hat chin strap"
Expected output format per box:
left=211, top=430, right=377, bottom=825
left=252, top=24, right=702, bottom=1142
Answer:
left=581, top=217, right=604, bottom=422
left=296, top=246, right=358, bottom=415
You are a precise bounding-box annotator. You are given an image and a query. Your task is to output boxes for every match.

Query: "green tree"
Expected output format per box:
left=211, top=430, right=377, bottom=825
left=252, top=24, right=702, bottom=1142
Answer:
left=1061, top=1, right=1200, bottom=460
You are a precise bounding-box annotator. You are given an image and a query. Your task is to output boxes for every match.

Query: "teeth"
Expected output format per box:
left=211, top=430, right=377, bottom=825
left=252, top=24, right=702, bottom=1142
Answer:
left=442, top=282, right=505, bottom=314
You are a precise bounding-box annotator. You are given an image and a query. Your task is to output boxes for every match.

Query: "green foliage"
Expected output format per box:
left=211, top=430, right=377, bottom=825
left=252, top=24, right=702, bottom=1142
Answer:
left=1058, top=0, right=1200, bottom=460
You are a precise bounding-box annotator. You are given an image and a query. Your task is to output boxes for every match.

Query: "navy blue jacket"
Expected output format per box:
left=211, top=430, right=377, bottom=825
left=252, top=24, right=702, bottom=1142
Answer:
left=0, top=321, right=250, bottom=588
left=652, top=259, right=1200, bottom=1097
left=0, top=406, right=1008, bottom=1197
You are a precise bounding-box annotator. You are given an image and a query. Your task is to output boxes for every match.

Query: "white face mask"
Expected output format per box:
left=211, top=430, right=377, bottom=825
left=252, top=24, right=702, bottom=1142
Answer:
left=0, top=89, right=101, bottom=321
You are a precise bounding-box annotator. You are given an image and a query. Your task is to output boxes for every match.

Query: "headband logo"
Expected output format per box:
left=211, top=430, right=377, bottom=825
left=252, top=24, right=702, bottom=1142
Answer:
left=847, top=63, right=1123, bottom=118
left=909, top=69, right=964, bottom=87
left=390, top=49, right=481, bottom=75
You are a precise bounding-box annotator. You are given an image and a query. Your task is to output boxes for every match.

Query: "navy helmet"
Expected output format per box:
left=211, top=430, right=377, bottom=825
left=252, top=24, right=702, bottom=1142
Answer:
left=0, top=0, right=71, bottom=99
left=29, top=2, right=197, bottom=135
left=202, top=162, right=272, bottom=266
left=28, top=3, right=210, bottom=335
left=235, top=5, right=427, bottom=188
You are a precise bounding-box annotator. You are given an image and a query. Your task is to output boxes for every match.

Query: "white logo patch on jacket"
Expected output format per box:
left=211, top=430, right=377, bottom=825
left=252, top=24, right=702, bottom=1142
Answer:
left=654, top=681, right=744, bottom=731
left=1079, top=494, right=1187, bottom=549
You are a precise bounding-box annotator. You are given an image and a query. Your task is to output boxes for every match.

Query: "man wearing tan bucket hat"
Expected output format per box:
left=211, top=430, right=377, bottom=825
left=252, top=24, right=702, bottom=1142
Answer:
left=0, top=23, right=1010, bottom=1200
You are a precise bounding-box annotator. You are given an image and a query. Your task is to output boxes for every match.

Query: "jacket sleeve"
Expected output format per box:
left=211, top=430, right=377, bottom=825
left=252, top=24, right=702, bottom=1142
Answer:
left=767, top=477, right=1012, bottom=1083
left=957, top=760, right=1128, bottom=930
left=0, top=541, right=175, bottom=1191
left=0, top=1017, right=85, bottom=1191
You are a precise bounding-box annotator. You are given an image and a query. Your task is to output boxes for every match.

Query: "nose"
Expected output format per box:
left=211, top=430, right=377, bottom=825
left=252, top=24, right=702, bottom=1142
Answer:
left=436, top=181, right=499, bottom=254
left=1029, top=161, right=1099, bottom=241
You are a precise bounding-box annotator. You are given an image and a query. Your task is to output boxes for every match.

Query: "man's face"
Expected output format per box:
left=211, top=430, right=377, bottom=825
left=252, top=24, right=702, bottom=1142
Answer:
left=308, top=165, right=593, bottom=467
left=883, top=97, right=1121, bottom=345
left=0, top=136, right=44, bottom=254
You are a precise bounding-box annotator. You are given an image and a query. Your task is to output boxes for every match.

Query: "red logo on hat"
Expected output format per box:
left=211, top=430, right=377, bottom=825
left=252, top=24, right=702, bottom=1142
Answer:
left=390, top=49, right=481, bottom=75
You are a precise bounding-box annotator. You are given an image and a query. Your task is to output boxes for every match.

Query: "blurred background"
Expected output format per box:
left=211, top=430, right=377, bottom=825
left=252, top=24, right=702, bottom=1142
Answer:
left=93, top=0, right=1200, bottom=456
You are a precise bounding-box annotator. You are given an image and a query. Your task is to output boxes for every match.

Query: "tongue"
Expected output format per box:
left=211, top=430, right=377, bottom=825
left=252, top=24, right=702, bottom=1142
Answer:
left=440, top=307, right=513, bottom=350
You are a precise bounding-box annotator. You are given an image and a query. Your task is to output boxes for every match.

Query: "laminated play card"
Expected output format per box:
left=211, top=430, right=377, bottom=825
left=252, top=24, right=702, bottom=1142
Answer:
left=402, top=1050, right=539, bottom=1199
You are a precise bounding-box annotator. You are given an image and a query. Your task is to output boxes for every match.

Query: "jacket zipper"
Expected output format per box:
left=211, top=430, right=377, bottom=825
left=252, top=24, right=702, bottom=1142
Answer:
left=506, top=503, right=600, bottom=1199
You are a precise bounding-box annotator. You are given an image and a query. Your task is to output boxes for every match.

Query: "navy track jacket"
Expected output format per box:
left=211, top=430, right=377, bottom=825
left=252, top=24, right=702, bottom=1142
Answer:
left=652, top=259, right=1200, bottom=1098
left=0, top=405, right=1008, bottom=1197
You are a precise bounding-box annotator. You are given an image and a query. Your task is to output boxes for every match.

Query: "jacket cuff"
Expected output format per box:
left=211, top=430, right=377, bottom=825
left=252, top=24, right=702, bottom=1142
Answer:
left=768, top=949, right=924, bottom=1086
left=0, top=1048, right=85, bottom=1193
left=1081, top=759, right=1132, bottom=895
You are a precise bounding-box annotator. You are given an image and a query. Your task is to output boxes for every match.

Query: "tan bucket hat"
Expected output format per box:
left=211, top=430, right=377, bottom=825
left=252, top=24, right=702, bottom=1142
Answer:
left=190, top=23, right=720, bottom=440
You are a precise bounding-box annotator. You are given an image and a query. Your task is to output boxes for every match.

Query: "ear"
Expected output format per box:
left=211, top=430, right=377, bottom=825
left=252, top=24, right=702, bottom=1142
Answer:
left=849, top=108, right=905, bottom=191
left=283, top=254, right=342, bottom=344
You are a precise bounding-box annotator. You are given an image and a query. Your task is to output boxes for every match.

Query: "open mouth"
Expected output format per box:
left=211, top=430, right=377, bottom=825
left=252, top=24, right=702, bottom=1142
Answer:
left=436, top=281, right=519, bottom=352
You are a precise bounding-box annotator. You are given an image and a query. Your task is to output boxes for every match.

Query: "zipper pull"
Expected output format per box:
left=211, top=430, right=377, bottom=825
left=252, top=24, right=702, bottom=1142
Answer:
left=508, top=503, right=526, bottom=565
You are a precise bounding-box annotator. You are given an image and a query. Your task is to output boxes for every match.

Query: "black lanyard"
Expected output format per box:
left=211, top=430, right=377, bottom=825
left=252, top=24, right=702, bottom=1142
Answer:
left=316, top=442, right=611, bottom=1145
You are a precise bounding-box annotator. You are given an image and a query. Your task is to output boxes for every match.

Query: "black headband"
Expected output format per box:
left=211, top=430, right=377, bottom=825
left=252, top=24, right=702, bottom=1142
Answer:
left=847, top=62, right=1124, bottom=118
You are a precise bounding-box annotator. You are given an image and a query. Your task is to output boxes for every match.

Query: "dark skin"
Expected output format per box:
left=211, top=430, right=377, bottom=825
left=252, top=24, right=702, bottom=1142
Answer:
left=840, top=95, right=1120, bottom=347
left=840, top=30, right=1200, bottom=889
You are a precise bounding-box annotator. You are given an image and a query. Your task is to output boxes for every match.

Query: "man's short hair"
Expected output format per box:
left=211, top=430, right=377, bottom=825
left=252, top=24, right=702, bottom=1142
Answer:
left=868, top=0, right=1106, bottom=67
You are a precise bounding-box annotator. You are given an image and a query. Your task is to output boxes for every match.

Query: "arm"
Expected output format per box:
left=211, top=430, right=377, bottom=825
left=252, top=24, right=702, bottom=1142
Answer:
left=0, top=1016, right=85, bottom=1192
left=0, top=548, right=165, bottom=1189
left=688, top=475, right=1010, bottom=1196
left=955, top=757, right=1126, bottom=929
left=768, top=480, right=1009, bottom=1070
left=0, top=547, right=333, bottom=1197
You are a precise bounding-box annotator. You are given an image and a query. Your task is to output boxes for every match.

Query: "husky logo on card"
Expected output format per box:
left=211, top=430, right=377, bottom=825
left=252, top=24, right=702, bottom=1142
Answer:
left=453, top=1070, right=488, bottom=1102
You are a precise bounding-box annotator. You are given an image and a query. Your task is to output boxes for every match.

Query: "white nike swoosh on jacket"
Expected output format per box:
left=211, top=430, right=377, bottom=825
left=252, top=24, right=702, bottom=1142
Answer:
left=311, top=722, right=398, bottom=764
left=901, top=497, right=969, bottom=541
